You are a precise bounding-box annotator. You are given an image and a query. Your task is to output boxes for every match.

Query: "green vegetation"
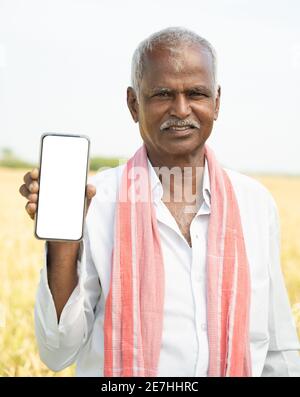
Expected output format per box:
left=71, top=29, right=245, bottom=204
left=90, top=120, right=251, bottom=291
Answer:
left=0, top=148, right=36, bottom=169
left=0, top=148, right=126, bottom=171
left=89, top=156, right=127, bottom=171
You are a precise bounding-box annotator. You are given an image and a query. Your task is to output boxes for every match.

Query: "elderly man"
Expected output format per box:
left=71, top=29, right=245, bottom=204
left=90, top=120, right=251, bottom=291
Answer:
left=20, top=27, right=300, bottom=377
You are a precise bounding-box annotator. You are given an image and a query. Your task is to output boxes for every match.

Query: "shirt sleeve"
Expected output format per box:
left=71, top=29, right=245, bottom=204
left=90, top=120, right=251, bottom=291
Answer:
left=261, top=195, right=300, bottom=376
left=34, top=223, right=101, bottom=372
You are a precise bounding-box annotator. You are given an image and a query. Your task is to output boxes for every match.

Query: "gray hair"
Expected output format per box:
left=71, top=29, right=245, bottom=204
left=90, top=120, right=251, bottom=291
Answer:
left=131, top=26, right=218, bottom=100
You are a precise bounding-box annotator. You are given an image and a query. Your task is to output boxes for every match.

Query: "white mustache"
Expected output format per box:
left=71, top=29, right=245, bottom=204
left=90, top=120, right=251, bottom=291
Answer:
left=160, top=119, right=201, bottom=131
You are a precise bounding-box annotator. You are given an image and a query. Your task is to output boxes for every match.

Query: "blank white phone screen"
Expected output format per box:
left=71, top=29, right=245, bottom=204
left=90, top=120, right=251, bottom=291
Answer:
left=35, top=134, right=89, bottom=241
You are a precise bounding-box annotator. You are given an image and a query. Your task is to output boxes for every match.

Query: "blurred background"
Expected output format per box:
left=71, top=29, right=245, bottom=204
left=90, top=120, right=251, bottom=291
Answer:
left=0, top=0, right=299, bottom=376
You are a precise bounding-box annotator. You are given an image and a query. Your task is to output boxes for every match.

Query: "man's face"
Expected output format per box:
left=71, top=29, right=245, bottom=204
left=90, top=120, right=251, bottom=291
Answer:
left=127, top=43, right=220, bottom=160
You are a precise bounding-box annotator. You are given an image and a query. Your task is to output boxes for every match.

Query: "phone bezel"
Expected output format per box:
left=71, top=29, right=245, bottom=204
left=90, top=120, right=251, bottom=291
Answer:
left=34, top=132, right=90, bottom=242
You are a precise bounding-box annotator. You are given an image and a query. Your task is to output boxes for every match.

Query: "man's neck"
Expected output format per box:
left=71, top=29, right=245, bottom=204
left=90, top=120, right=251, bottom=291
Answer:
left=147, top=148, right=205, bottom=205
left=147, top=148, right=205, bottom=170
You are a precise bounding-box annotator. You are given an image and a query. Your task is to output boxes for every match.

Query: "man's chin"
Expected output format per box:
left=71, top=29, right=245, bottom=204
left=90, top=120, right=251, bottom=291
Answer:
left=158, top=138, right=205, bottom=157
left=159, top=129, right=204, bottom=148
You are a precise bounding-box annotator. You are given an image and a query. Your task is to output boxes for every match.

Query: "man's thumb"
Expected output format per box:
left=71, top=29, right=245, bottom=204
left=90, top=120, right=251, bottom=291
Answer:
left=86, top=184, right=96, bottom=212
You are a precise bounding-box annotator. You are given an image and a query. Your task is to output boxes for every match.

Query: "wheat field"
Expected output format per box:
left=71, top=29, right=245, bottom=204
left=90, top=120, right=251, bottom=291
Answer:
left=0, top=167, right=299, bottom=376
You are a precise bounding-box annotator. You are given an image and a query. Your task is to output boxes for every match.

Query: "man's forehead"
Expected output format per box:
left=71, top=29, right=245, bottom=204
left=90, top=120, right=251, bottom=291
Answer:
left=141, top=44, right=214, bottom=90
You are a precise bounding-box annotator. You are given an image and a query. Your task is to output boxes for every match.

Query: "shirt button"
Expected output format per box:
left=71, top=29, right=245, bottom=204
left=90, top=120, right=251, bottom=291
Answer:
left=195, top=234, right=199, bottom=239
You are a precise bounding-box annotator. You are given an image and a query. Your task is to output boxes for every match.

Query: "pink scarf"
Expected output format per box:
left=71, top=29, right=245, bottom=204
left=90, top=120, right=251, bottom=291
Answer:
left=103, top=143, right=252, bottom=377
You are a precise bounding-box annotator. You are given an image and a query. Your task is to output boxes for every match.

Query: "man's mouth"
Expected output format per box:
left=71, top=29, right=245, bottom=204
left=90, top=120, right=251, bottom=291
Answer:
left=161, top=125, right=198, bottom=138
left=164, top=125, right=196, bottom=131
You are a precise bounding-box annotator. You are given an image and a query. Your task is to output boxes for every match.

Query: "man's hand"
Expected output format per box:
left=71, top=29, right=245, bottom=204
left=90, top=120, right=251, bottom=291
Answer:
left=19, top=167, right=96, bottom=220
left=18, top=167, right=97, bottom=322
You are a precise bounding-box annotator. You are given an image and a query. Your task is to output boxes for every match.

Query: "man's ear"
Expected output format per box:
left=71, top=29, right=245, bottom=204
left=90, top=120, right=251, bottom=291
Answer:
left=214, top=85, right=221, bottom=121
left=127, top=87, right=139, bottom=123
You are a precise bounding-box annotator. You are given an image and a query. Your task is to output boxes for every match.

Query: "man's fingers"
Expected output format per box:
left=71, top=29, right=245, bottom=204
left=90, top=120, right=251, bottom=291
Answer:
left=27, top=180, right=39, bottom=193
left=25, top=202, right=36, bottom=217
left=23, top=169, right=39, bottom=193
left=86, top=184, right=96, bottom=213
left=30, top=168, right=39, bottom=179
left=19, top=184, right=38, bottom=199
left=86, top=184, right=96, bottom=200
left=23, top=171, right=31, bottom=185
left=23, top=168, right=39, bottom=185
left=19, top=184, right=30, bottom=198
left=21, top=175, right=94, bottom=220
left=28, top=193, right=38, bottom=203
left=21, top=180, right=38, bottom=194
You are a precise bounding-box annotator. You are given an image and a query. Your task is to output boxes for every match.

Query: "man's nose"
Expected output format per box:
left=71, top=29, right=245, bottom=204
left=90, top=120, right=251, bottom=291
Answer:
left=169, top=93, right=192, bottom=119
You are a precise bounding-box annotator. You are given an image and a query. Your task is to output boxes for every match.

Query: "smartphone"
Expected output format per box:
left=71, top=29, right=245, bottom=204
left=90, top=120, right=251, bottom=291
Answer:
left=34, top=133, right=90, bottom=242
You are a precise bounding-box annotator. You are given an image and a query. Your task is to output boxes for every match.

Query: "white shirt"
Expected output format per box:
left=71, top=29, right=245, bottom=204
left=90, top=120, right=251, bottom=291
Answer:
left=34, top=156, right=300, bottom=377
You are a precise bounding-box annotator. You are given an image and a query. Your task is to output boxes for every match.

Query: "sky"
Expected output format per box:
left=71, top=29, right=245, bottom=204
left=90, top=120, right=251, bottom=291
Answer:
left=0, top=0, right=300, bottom=174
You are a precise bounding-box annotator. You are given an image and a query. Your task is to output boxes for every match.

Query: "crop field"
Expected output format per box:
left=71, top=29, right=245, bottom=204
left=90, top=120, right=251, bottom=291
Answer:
left=0, top=167, right=299, bottom=376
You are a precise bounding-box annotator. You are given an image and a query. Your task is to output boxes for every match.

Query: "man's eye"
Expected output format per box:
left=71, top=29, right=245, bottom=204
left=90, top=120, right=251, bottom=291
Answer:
left=155, top=92, right=170, bottom=97
left=190, top=92, right=207, bottom=97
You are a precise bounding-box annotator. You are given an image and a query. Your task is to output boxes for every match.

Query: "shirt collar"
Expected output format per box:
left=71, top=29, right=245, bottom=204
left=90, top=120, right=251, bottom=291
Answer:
left=147, top=155, right=211, bottom=208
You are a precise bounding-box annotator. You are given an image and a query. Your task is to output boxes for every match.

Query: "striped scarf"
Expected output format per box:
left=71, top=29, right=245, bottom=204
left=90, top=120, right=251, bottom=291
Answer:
left=103, top=143, right=252, bottom=377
